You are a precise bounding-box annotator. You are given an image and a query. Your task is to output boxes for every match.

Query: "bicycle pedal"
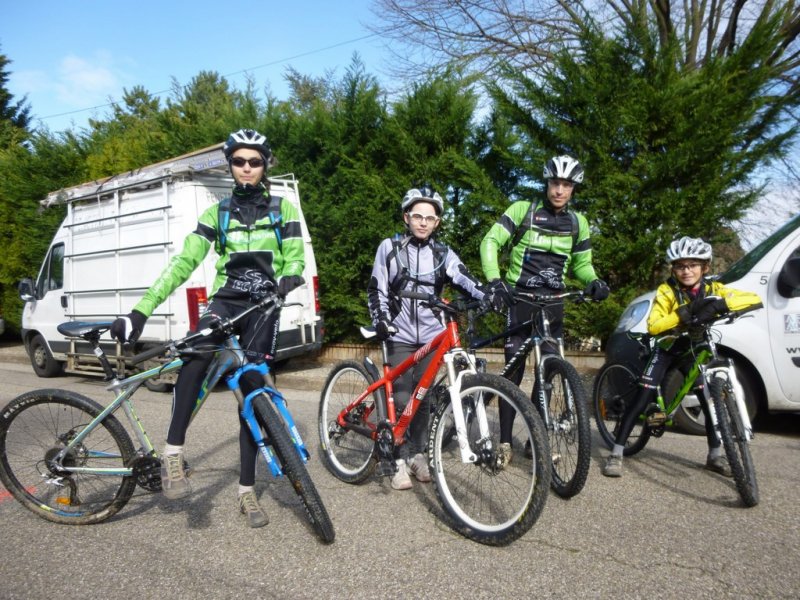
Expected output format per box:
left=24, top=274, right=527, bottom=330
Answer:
left=646, top=411, right=667, bottom=427
left=376, top=459, right=397, bottom=477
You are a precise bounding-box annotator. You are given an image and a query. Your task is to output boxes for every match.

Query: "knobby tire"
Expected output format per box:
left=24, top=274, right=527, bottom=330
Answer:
left=592, top=363, right=651, bottom=456
left=318, top=361, right=377, bottom=484
left=534, top=359, right=591, bottom=498
left=709, top=375, right=759, bottom=507
left=429, top=373, right=550, bottom=546
left=0, top=389, right=136, bottom=524
left=253, top=394, right=335, bottom=543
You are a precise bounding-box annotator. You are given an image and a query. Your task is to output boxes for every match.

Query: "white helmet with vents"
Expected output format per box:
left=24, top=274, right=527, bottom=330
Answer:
left=666, top=236, right=713, bottom=263
left=402, top=184, right=444, bottom=215
left=543, top=155, right=584, bottom=184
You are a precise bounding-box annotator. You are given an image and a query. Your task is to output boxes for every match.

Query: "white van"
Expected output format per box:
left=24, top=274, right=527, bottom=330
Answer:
left=605, top=214, right=800, bottom=431
left=18, top=144, right=323, bottom=389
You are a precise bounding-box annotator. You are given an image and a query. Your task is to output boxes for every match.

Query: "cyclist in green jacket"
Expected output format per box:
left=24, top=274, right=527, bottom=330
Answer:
left=111, top=129, right=305, bottom=528
left=480, top=155, right=609, bottom=464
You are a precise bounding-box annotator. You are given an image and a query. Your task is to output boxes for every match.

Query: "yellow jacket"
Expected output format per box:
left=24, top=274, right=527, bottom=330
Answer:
left=648, top=278, right=763, bottom=336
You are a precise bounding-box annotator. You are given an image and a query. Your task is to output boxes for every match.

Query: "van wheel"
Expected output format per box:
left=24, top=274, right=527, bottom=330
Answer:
left=29, top=334, right=64, bottom=377
left=144, top=379, right=174, bottom=393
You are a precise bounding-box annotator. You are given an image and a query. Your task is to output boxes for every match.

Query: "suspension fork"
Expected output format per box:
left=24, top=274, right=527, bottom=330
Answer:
left=704, top=361, right=753, bottom=441
left=443, top=351, right=485, bottom=463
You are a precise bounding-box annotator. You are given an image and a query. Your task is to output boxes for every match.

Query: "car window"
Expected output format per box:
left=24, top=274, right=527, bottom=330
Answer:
left=720, top=214, right=800, bottom=284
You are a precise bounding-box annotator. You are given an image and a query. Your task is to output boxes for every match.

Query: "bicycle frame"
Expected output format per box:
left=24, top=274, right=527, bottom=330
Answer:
left=469, top=290, right=578, bottom=428
left=651, top=331, right=754, bottom=442
left=339, top=306, right=489, bottom=464
left=49, top=310, right=311, bottom=481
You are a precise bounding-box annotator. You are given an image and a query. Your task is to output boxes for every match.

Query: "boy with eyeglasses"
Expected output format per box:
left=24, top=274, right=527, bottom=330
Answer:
left=367, top=184, right=496, bottom=490
left=601, top=236, right=762, bottom=478
left=111, top=129, right=305, bottom=527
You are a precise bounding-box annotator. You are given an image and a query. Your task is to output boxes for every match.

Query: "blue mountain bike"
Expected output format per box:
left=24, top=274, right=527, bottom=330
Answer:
left=0, top=295, right=335, bottom=542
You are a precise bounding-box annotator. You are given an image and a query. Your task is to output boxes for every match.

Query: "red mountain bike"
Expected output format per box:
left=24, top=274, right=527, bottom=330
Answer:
left=318, top=291, right=551, bottom=546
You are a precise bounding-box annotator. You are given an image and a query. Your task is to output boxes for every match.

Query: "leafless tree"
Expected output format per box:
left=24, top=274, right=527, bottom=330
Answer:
left=371, top=1, right=800, bottom=83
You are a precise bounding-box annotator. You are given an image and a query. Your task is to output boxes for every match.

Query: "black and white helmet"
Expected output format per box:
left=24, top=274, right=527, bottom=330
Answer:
left=401, top=184, right=444, bottom=215
left=666, top=236, right=713, bottom=263
left=543, top=155, right=584, bottom=184
left=223, top=128, right=273, bottom=163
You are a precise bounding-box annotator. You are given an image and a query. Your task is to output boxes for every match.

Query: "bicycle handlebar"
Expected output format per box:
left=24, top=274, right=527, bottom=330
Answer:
left=512, top=289, right=586, bottom=304
left=397, top=289, right=487, bottom=315
left=129, top=294, right=291, bottom=365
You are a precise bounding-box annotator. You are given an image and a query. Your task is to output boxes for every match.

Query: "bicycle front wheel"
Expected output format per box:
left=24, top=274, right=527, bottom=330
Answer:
left=533, top=359, right=591, bottom=498
left=318, top=361, right=377, bottom=484
left=429, top=373, right=550, bottom=546
left=709, top=373, right=759, bottom=507
left=593, top=363, right=650, bottom=456
left=253, top=394, right=335, bottom=543
left=0, top=389, right=137, bottom=524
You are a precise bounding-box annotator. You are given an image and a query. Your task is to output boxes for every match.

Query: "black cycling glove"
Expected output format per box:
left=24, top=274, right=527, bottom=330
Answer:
left=110, top=310, right=147, bottom=343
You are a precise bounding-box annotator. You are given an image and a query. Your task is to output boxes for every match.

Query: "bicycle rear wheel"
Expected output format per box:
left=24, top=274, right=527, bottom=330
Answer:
left=253, top=394, right=335, bottom=543
left=318, top=361, right=377, bottom=484
left=593, top=363, right=650, bottom=456
left=533, top=359, right=591, bottom=498
left=0, top=389, right=136, bottom=524
left=709, top=374, right=759, bottom=507
left=429, top=373, right=550, bottom=546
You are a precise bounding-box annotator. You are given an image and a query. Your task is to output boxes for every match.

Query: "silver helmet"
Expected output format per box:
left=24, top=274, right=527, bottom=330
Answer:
left=666, top=236, right=713, bottom=263
left=401, top=184, right=444, bottom=215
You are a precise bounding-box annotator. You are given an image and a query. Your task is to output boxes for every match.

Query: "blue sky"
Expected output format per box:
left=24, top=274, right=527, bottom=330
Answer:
left=1, top=0, right=391, bottom=133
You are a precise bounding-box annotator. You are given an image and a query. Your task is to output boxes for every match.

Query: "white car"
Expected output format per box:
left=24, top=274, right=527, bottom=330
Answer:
left=603, top=214, right=800, bottom=433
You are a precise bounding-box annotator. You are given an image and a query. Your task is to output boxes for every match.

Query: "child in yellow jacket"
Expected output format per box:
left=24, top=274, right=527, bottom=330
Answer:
left=601, top=236, right=762, bottom=478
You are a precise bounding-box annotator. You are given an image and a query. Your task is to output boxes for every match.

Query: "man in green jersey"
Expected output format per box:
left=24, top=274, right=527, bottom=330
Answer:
left=480, top=155, right=609, bottom=463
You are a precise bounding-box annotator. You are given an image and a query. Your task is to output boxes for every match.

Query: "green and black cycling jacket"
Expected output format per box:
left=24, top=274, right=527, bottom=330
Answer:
left=133, top=187, right=304, bottom=318
left=480, top=199, right=597, bottom=290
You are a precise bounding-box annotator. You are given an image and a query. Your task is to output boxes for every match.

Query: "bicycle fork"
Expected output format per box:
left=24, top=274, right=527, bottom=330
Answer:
left=232, top=362, right=311, bottom=477
left=443, top=352, right=490, bottom=464
left=702, top=362, right=754, bottom=442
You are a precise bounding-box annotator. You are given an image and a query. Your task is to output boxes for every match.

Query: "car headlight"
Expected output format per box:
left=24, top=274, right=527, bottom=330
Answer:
left=614, top=299, right=651, bottom=333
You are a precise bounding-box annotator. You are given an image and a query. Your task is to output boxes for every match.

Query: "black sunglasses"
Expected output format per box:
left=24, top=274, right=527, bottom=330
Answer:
left=231, top=156, right=265, bottom=168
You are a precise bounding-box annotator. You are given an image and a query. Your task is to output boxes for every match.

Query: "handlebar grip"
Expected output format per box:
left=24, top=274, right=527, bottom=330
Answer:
left=129, top=344, right=169, bottom=365
left=398, top=289, right=432, bottom=301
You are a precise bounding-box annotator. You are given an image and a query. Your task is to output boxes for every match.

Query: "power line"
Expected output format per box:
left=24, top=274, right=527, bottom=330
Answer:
left=38, top=33, right=381, bottom=121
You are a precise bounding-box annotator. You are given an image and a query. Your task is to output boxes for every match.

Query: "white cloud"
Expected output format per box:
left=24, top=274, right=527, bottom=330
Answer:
left=53, top=52, right=124, bottom=109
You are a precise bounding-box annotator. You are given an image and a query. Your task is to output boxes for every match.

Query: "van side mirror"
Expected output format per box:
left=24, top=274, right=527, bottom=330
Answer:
left=777, top=251, right=800, bottom=298
left=18, top=278, right=36, bottom=302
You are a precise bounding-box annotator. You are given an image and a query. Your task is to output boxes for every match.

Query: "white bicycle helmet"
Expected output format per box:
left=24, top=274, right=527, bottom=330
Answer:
left=223, top=128, right=273, bottom=162
left=666, top=236, right=713, bottom=263
left=401, top=184, right=444, bottom=215
left=543, top=155, right=584, bottom=184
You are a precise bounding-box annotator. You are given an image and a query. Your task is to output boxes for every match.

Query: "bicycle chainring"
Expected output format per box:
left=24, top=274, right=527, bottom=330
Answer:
left=131, top=455, right=163, bottom=492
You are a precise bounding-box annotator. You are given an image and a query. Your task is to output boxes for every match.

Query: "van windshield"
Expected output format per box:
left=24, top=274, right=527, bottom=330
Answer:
left=720, top=214, right=800, bottom=284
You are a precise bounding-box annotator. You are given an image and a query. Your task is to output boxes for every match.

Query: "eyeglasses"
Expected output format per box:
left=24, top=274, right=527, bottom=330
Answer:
left=408, top=213, right=439, bottom=225
left=230, top=156, right=265, bottom=168
left=672, top=262, right=704, bottom=272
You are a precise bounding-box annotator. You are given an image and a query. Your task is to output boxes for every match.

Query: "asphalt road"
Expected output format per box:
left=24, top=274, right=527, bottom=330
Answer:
left=0, top=358, right=798, bottom=599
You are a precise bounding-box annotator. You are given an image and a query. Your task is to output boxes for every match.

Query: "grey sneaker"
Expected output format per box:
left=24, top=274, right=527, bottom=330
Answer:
left=160, top=453, right=192, bottom=500
left=239, top=491, right=269, bottom=528
left=706, top=455, right=733, bottom=477
left=391, top=459, right=412, bottom=490
left=602, top=454, right=623, bottom=478
left=408, top=453, right=431, bottom=482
